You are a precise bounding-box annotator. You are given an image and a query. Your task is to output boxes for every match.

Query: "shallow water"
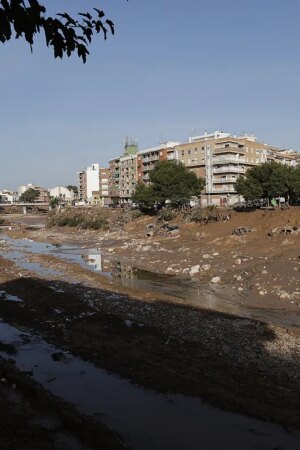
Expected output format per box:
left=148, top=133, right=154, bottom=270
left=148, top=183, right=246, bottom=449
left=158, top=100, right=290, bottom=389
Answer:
left=1, top=235, right=300, bottom=328
left=0, top=319, right=299, bottom=450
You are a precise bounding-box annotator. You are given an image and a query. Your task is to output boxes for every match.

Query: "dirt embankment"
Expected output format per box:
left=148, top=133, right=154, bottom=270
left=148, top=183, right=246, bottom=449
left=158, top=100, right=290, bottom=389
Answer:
left=1, top=208, right=300, bottom=435
left=7, top=208, right=300, bottom=312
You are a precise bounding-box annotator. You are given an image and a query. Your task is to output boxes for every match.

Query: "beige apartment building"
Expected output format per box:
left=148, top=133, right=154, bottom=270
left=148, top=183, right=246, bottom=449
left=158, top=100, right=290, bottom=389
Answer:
left=91, top=168, right=111, bottom=206
left=119, top=154, right=138, bottom=202
left=108, top=157, right=120, bottom=202
left=78, top=170, right=87, bottom=202
left=175, top=131, right=300, bottom=205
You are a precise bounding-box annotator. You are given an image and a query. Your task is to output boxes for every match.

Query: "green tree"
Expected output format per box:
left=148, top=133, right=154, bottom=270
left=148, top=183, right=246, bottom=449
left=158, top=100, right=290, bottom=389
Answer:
left=132, top=183, right=157, bottom=211
left=236, top=161, right=300, bottom=200
left=235, top=175, right=263, bottom=200
left=66, top=185, right=78, bottom=194
left=50, top=196, right=59, bottom=208
left=19, top=188, right=40, bottom=202
left=0, top=1, right=116, bottom=62
left=132, top=161, right=205, bottom=210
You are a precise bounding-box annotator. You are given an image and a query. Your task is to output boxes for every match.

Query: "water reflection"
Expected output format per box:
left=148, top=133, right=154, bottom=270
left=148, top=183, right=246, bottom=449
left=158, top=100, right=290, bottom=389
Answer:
left=1, top=236, right=300, bottom=328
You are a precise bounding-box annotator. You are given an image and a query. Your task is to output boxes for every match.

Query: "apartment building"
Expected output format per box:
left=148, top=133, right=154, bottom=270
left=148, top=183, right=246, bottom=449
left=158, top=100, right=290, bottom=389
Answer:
left=91, top=168, right=110, bottom=206
left=50, top=186, right=74, bottom=203
left=175, top=131, right=300, bottom=205
left=108, top=157, right=120, bottom=202
left=137, top=142, right=181, bottom=185
left=119, top=154, right=138, bottom=202
left=77, top=164, right=100, bottom=203
left=0, top=190, right=19, bottom=203
left=78, top=170, right=87, bottom=201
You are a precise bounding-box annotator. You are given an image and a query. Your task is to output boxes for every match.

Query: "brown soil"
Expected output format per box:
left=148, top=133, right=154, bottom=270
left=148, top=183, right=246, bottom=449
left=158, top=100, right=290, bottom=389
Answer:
left=0, top=209, right=300, bottom=443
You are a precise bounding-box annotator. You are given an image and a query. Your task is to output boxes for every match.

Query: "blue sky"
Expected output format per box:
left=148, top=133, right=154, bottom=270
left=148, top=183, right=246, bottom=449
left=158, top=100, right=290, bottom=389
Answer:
left=1, top=0, right=300, bottom=189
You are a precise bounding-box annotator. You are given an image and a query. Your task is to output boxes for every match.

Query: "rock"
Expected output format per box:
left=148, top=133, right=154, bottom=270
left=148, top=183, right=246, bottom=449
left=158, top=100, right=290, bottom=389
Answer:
left=201, top=264, right=211, bottom=271
left=124, top=319, right=134, bottom=327
left=51, top=352, right=67, bottom=362
left=262, top=270, right=268, bottom=275
left=235, top=259, right=242, bottom=265
left=232, top=227, right=253, bottom=236
left=234, top=275, right=242, bottom=281
left=203, top=254, right=210, bottom=259
left=142, top=246, right=151, bottom=252
left=190, top=265, right=200, bottom=275
left=211, top=277, right=221, bottom=283
left=279, top=291, right=290, bottom=300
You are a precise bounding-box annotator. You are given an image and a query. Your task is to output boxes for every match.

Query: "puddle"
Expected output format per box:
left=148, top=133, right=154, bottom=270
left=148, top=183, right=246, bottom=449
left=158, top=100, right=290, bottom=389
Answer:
left=0, top=319, right=299, bottom=450
left=0, top=290, right=23, bottom=302
left=1, top=236, right=300, bottom=328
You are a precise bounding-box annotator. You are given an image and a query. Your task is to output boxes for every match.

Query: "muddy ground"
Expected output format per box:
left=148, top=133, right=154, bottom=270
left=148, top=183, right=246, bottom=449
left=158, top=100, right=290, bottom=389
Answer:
left=0, top=209, right=300, bottom=447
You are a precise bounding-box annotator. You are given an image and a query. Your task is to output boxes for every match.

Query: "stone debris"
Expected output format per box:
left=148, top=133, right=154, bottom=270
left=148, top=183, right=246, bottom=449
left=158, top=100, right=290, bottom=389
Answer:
left=189, top=265, right=200, bottom=275
left=211, top=277, right=221, bottom=283
left=268, top=226, right=299, bottom=237
left=232, top=227, right=254, bottom=236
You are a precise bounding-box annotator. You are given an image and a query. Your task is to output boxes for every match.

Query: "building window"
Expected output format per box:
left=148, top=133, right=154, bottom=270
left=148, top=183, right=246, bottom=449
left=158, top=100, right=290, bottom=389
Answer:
left=181, top=150, right=184, bottom=156
left=188, top=149, right=191, bottom=155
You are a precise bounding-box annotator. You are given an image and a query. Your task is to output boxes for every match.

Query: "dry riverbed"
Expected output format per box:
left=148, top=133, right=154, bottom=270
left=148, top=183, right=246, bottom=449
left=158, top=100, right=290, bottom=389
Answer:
left=0, top=210, right=300, bottom=448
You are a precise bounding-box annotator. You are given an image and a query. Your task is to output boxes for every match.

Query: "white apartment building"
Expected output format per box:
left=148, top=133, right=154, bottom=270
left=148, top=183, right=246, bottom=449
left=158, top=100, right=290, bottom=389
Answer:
left=49, top=186, right=74, bottom=203
left=78, top=164, right=100, bottom=203
left=0, top=190, right=19, bottom=203
left=86, top=164, right=100, bottom=202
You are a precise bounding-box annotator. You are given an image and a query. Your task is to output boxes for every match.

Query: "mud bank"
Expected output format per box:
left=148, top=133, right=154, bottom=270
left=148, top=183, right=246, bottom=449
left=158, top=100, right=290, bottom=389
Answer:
left=0, top=212, right=300, bottom=448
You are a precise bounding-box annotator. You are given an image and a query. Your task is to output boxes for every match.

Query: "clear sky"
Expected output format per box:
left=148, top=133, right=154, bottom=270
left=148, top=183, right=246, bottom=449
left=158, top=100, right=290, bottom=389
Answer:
left=1, top=0, right=300, bottom=189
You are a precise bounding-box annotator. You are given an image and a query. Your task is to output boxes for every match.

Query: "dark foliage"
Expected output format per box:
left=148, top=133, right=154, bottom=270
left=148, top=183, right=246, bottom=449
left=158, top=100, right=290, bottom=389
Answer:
left=0, top=0, right=116, bottom=62
left=19, top=188, right=40, bottom=202
left=236, top=161, right=300, bottom=200
left=132, top=160, right=205, bottom=211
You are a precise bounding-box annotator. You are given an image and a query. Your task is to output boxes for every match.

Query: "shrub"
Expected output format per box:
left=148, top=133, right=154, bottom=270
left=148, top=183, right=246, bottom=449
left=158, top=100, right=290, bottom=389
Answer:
left=157, top=207, right=177, bottom=221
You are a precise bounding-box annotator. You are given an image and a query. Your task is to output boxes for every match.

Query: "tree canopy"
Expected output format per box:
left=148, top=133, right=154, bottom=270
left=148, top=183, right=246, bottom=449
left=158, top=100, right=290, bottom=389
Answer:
left=0, top=0, right=116, bottom=62
left=236, top=161, right=300, bottom=201
left=19, top=188, right=40, bottom=202
left=132, top=160, right=205, bottom=211
left=66, top=185, right=78, bottom=194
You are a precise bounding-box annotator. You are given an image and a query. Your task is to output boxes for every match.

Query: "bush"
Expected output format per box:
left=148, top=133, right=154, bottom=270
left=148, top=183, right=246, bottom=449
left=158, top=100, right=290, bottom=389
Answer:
left=47, top=209, right=109, bottom=230
left=157, top=207, right=177, bottom=221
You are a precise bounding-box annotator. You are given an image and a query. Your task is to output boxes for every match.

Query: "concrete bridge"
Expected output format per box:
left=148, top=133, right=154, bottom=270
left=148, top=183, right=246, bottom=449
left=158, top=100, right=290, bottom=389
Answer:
left=0, top=203, right=51, bottom=214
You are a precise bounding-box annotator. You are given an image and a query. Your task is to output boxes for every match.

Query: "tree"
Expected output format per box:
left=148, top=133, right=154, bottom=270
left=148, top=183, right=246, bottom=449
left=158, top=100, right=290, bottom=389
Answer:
left=66, top=185, right=78, bottom=194
left=132, top=160, right=205, bottom=210
left=0, top=0, right=116, bottom=63
left=19, top=188, right=40, bottom=202
left=236, top=161, right=300, bottom=201
left=132, top=183, right=157, bottom=211
left=235, top=175, right=263, bottom=201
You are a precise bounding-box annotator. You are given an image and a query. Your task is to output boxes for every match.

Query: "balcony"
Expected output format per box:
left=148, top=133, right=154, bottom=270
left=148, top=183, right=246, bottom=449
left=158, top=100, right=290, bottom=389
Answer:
left=212, top=158, right=246, bottom=165
left=212, top=177, right=237, bottom=184
left=212, top=166, right=245, bottom=174
left=142, top=165, right=155, bottom=172
left=214, top=146, right=245, bottom=155
left=210, top=186, right=237, bottom=193
left=142, top=156, right=159, bottom=163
